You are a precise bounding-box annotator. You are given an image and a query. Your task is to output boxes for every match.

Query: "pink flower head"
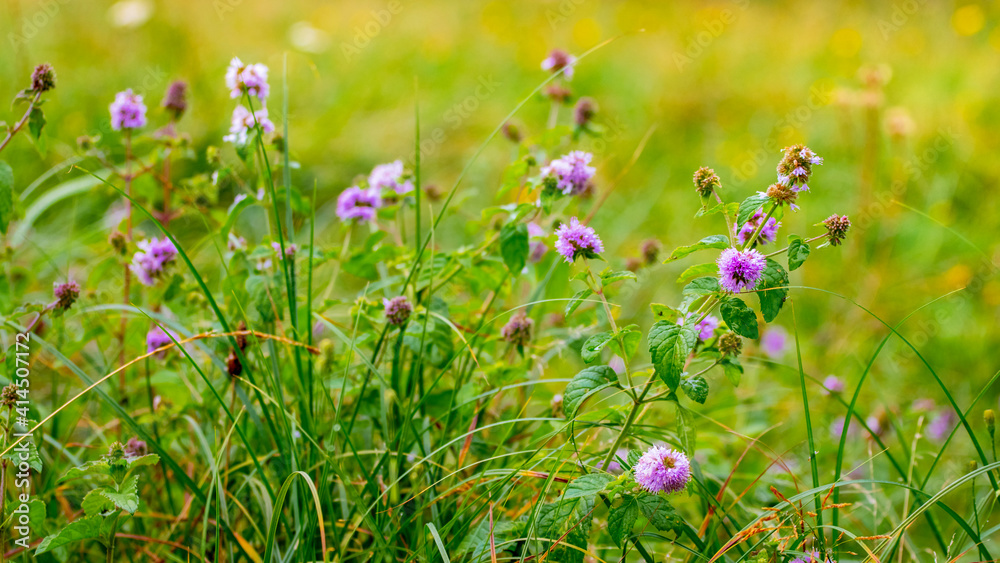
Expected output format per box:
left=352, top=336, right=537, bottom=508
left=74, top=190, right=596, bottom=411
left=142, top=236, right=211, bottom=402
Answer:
left=223, top=105, right=274, bottom=144
left=541, top=49, right=577, bottom=79
left=760, top=325, right=789, bottom=358
left=271, top=242, right=297, bottom=258
left=736, top=208, right=781, bottom=247
left=146, top=326, right=175, bottom=359
left=383, top=296, right=412, bottom=326
left=717, top=248, right=766, bottom=293
left=554, top=217, right=604, bottom=263
left=542, top=151, right=595, bottom=196
left=336, top=186, right=382, bottom=223
left=110, top=89, right=147, bottom=131
left=368, top=160, right=414, bottom=195
left=633, top=446, right=691, bottom=494
left=130, top=237, right=178, bottom=287
left=823, top=375, right=845, bottom=394
left=226, top=57, right=269, bottom=101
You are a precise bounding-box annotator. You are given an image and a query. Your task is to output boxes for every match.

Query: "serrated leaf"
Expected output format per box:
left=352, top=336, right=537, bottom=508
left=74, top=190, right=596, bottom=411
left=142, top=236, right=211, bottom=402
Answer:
left=499, top=222, right=529, bottom=273
left=82, top=489, right=115, bottom=516
left=608, top=496, right=638, bottom=546
left=648, top=321, right=696, bottom=389
left=680, top=374, right=709, bottom=404
left=101, top=475, right=140, bottom=514
left=721, top=356, right=743, bottom=387
left=3, top=440, right=42, bottom=472
left=695, top=201, right=739, bottom=219
left=563, top=473, right=615, bottom=500
left=650, top=302, right=682, bottom=320
left=60, top=460, right=112, bottom=483
left=720, top=297, right=758, bottom=339
left=126, top=453, right=160, bottom=470
left=677, top=262, right=717, bottom=285
left=626, top=450, right=641, bottom=467
left=736, top=193, right=771, bottom=227
left=675, top=399, right=697, bottom=456
left=564, top=366, right=617, bottom=415
left=755, top=259, right=789, bottom=323
left=664, top=235, right=729, bottom=263
left=0, top=161, right=13, bottom=234
left=581, top=331, right=614, bottom=364
left=788, top=235, right=810, bottom=271
left=600, top=269, right=637, bottom=285
left=637, top=494, right=685, bottom=532
left=565, top=288, right=593, bottom=316
left=35, top=515, right=104, bottom=555
left=620, top=327, right=642, bottom=359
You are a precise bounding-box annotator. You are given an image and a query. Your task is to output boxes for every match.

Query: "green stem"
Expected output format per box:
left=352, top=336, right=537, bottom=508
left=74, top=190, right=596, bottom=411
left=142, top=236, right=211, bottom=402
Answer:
left=584, top=265, right=636, bottom=397
left=741, top=201, right=780, bottom=251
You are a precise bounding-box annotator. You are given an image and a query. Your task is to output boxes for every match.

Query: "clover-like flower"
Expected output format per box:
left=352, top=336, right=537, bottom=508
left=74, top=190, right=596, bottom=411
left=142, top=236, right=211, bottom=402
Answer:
left=736, top=208, right=781, bottom=247
left=110, top=89, right=147, bottom=131
left=540, top=48, right=577, bottom=79
left=717, top=248, right=766, bottom=293
left=633, top=446, right=691, bottom=494
left=777, top=144, right=823, bottom=192
left=130, top=237, right=178, bottom=287
left=336, top=186, right=382, bottom=223
left=368, top=160, right=414, bottom=195
left=225, top=57, right=269, bottom=101
left=554, top=217, right=604, bottom=263
left=383, top=296, right=412, bottom=326
left=542, top=151, right=595, bottom=196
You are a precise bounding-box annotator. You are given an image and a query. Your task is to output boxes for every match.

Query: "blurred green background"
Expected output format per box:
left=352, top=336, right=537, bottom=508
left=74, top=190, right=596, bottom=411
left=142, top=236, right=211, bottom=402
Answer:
left=3, top=0, right=1000, bottom=490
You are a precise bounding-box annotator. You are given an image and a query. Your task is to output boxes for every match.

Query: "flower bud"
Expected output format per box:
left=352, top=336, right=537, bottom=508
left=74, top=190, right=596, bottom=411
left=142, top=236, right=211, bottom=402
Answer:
left=30, top=63, right=56, bottom=93
left=161, top=80, right=188, bottom=120
left=823, top=214, right=852, bottom=246
left=986, top=409, right=996, bottom=437
left=719, top=332, right=743, bottom=357
left=573, top=97, right=597, bottom=128
left=693, top=167, right=721, bottom=197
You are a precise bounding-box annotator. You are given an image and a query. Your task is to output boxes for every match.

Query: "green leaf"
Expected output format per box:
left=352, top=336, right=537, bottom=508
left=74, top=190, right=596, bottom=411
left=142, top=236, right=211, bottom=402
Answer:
left=499, top=222, right=529, bottom=273
left=35, top=515, right=104, bottom=555
left=101, top=474, right=140, bottom=514
left=60, top=460, right=112, bottom=483
left=126, top=453, right=160, bottom=471
left=496, top=154, right=532, bottom=198
left=221, top=193, right=256, bottom=239
left=721, top=356, right=743, bottom=387
left=681, top=276, right=720, bottom=310
left=650, top=302, right=683, bottom=320
left=695, top=201, right=739, bottom=218
left=565, top=288, right=593, bottom=316
left=620, top=326, right=642, bottom=359
left=680, top=374, right=709, bottom=404
left=626, top=450, right=642, bottom=467
left=82, top=489, right=115, bottom=516
left=0, top=161, right=13, bottom=234
left=581, top=331, right=614, bottom=363
left=564, top=366, right=617, bottom=415
left=755, top=259, right=789, bottom=323
left=675, top=399, right=697, bottom=456
left=787, top=235, right=810, bottom=271
left=720, top=297, right=758, bottom=339
left=677, top=262, right=717, bottom=285
left=28, top=107, right=45, bottom=139
left=563, top=473, right=615, bottom=500
left=648, top=321, right=696, bottom=389
left=664, top=235, right=729, bottom=263
left=736, top=193, right=771, bottom=227
left=637, top=494, right=685, bottom=532
left=600, top=269, right=637, bottom=285
left=608, top=496, right=638, bottom=546
left=3, top=440, right=42, bottom=472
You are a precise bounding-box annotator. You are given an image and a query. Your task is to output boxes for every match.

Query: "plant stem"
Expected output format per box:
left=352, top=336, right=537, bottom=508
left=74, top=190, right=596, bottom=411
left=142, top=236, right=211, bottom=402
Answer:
left=741, top=201, right=779, bottom=251
left=0, top=91, right=41, bottom=154
left=584, top=266, right=637, bottom=399
left=119, top=131, right=133, bottom=397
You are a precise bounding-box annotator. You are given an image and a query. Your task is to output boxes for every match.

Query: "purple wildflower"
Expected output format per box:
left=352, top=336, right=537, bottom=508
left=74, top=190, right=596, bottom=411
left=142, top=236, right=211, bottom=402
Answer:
left=227, top=232, right=247, bottom=252
left=790, top=551, right=831, bottom=563
left=383, top=296, right=412, bottom=326
left=760, top=325, right=789, bottom=358
left=716, top=248, right=766, bottom=293
left=573, top=97, right=597, bottom=127
left=161, top=80, right=188, bottom=119
left=823, top=214, right=851, bottom=246
left=633, top=446, right=691, bottom=494
left=368, top=160, right=414, bottom=195
left=776, top=144, right=823, bottom=192
left=124, top=437, right=148, bottom=459
left=130, top=237, right=178, bottom=287
left=53, top=280, right=81, bottom=311
left=823, top=375, right=845, bottom=394
left=693, top=167, right=722, bottom=197
left=271, top=242, right=297, bottom=258
left=554, top=217, right=604, bottom=263
left=596, top=448, right=629, bottom=474
left=736, top=208, right=781, bottom=247
left=224, top=105, right=274, bottom=144
left=542, top=151, right=596, bottom=196
left=695, top=315, right=720, bottom=341
left=146, top=326, right=174, bottom=359
left=109, top=89, right=147, bottom=131
left=927, top=409, right=955, bottom=441
left=501, top=312, right=534, bottom=347
left=608, top=355, right=626, bottom=375
left=225, top=57, right=269, bottom=101
left=541, top=49, right=577, bottom=79
left=336, top=186, right=382, bottom=223
left=31, top=63, right=56, bottom=93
